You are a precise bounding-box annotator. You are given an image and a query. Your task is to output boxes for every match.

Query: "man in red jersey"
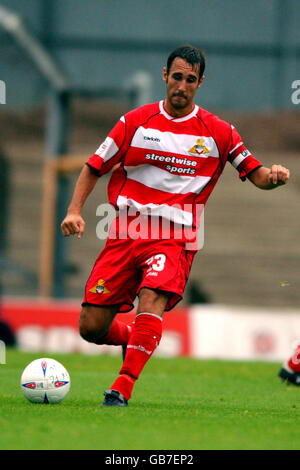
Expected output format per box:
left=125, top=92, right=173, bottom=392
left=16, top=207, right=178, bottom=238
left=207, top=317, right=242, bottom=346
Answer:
left=61, top=45, right=290, bottom=407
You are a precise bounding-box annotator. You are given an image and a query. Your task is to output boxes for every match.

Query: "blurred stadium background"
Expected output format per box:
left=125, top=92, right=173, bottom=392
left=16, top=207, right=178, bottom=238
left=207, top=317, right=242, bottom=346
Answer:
left=0, top=0, right=299, bottom=361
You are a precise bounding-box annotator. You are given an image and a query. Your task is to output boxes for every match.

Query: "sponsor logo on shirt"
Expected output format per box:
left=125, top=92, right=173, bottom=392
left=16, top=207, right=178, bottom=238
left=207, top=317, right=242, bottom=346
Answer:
left=144, top=136, right=161, bottom=142
left=145, top=153, right=197, bottom=175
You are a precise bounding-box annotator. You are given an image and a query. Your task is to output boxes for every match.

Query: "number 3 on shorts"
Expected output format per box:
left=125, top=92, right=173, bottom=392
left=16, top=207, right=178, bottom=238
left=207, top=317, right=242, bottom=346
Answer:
left=145, top=254, right=166, bottom=272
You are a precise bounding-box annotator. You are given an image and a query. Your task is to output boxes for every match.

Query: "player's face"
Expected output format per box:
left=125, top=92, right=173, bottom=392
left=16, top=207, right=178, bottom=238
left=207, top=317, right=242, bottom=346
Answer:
left=163, top=58, right=204, bottom=117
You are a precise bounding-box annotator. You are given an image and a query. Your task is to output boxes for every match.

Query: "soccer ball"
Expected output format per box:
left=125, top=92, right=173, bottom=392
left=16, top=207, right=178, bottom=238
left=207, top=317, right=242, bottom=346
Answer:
left=20, top=358, right=70, bottom=404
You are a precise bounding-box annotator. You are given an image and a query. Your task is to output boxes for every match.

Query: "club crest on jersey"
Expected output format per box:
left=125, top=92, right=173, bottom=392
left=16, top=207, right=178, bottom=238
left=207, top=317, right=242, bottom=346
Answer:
left=89, top=279, right=110, bottom=295
left=188, top=138, right=209, bottom=156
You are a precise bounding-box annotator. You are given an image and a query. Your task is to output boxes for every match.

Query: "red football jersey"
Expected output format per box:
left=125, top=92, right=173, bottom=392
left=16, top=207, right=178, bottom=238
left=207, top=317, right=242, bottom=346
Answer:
left=87, top=100, right=262, bottom=227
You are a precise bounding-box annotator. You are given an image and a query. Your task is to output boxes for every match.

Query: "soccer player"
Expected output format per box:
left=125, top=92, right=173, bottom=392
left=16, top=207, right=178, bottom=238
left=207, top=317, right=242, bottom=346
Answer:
left=61, top=45, right=290, bottom=406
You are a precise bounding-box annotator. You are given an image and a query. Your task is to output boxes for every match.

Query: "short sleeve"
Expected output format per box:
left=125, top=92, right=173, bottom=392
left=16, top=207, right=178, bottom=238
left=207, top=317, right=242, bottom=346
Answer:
left=227, top=126, right=262, bottom=181
left=86, top=116, right=126, bottom=176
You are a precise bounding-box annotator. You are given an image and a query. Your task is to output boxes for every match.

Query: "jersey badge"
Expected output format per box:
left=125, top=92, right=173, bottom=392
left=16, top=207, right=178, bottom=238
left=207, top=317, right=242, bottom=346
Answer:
left=188, top=138, right=210, bottom=156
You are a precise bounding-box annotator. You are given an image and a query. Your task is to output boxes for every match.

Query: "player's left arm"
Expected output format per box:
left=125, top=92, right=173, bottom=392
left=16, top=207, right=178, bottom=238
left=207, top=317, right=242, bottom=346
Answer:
left=247, top=164, right=290, bottom=190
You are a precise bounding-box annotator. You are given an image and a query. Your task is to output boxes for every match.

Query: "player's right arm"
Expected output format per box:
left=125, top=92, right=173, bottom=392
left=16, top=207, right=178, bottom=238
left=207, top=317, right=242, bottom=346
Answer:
left=61, top=165, right=98, bottom=239
left=61, top=110, right=138, bottom=238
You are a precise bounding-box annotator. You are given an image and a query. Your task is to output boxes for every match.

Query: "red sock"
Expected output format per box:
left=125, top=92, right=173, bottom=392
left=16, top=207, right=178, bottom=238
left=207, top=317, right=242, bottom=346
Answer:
left=288, top=344, right=300, bottom=373
left=110, top=313, right=162, bottom=400
left=101, top=319, right=132, bottom=346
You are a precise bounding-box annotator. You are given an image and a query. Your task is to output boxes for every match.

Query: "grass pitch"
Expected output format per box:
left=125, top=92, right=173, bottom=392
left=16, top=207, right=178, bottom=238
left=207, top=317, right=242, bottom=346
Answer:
left=0, top=349, right=300, bottom=450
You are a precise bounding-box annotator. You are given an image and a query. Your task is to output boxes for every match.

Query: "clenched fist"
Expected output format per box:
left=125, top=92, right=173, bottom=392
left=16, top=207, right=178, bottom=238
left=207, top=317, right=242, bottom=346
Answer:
left=268, top=164, right=290, bottom=186
left=61, top=213, right=85, bottom=239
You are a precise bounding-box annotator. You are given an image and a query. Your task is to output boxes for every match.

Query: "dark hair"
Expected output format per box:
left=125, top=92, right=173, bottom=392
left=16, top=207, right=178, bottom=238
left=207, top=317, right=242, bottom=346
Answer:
left=167, top=44, right=206, bottom=80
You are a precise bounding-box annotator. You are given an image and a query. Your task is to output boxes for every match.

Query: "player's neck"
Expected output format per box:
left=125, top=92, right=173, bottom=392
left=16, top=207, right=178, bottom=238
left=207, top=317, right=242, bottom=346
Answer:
left=163, top=99, right=195, bottom=118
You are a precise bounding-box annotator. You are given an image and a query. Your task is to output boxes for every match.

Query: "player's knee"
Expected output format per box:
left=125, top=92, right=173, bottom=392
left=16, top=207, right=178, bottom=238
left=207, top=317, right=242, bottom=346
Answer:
left=78, top=307, right=109, bottom=344
left=79, top=323, right=102, bottom=344
left=79, top=322, right=108, bottom=344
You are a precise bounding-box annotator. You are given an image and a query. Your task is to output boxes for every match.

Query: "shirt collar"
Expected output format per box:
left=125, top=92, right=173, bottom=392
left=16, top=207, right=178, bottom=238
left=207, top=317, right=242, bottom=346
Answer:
left=159, top=100, right=199, bottom=122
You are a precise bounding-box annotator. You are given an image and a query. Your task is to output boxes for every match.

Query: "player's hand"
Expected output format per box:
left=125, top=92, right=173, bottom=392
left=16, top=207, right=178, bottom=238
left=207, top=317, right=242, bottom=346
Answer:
left=61, top=213, right=85, bottom=239
left=269, top=164, right=290, bottom=186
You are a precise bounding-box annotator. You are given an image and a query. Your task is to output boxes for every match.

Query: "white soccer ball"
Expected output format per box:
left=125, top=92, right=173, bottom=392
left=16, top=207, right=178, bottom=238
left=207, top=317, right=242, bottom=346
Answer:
left=20, top=358, right=70, bottom=404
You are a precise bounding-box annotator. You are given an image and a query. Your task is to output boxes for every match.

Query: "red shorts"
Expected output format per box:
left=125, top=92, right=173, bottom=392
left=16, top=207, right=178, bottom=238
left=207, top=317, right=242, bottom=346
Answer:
left=82, top=218, right=196, bottom=312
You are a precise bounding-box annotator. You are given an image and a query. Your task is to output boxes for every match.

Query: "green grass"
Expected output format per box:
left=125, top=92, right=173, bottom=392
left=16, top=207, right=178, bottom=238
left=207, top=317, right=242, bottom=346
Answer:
left=0, top=349, right=300, bottom=450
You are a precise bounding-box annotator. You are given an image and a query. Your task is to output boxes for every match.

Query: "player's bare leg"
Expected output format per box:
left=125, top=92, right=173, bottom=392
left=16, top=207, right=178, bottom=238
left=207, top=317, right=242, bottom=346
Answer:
left=137, top=287, right=169, bottom=317
left=79, top=304, right=132, bottom=347
left=101, top=288, right=169, bottom=407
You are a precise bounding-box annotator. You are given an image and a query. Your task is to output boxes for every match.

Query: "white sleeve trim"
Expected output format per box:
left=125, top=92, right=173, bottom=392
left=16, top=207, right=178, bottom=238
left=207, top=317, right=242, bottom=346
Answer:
left=95, top=136, right=119, bottom=162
